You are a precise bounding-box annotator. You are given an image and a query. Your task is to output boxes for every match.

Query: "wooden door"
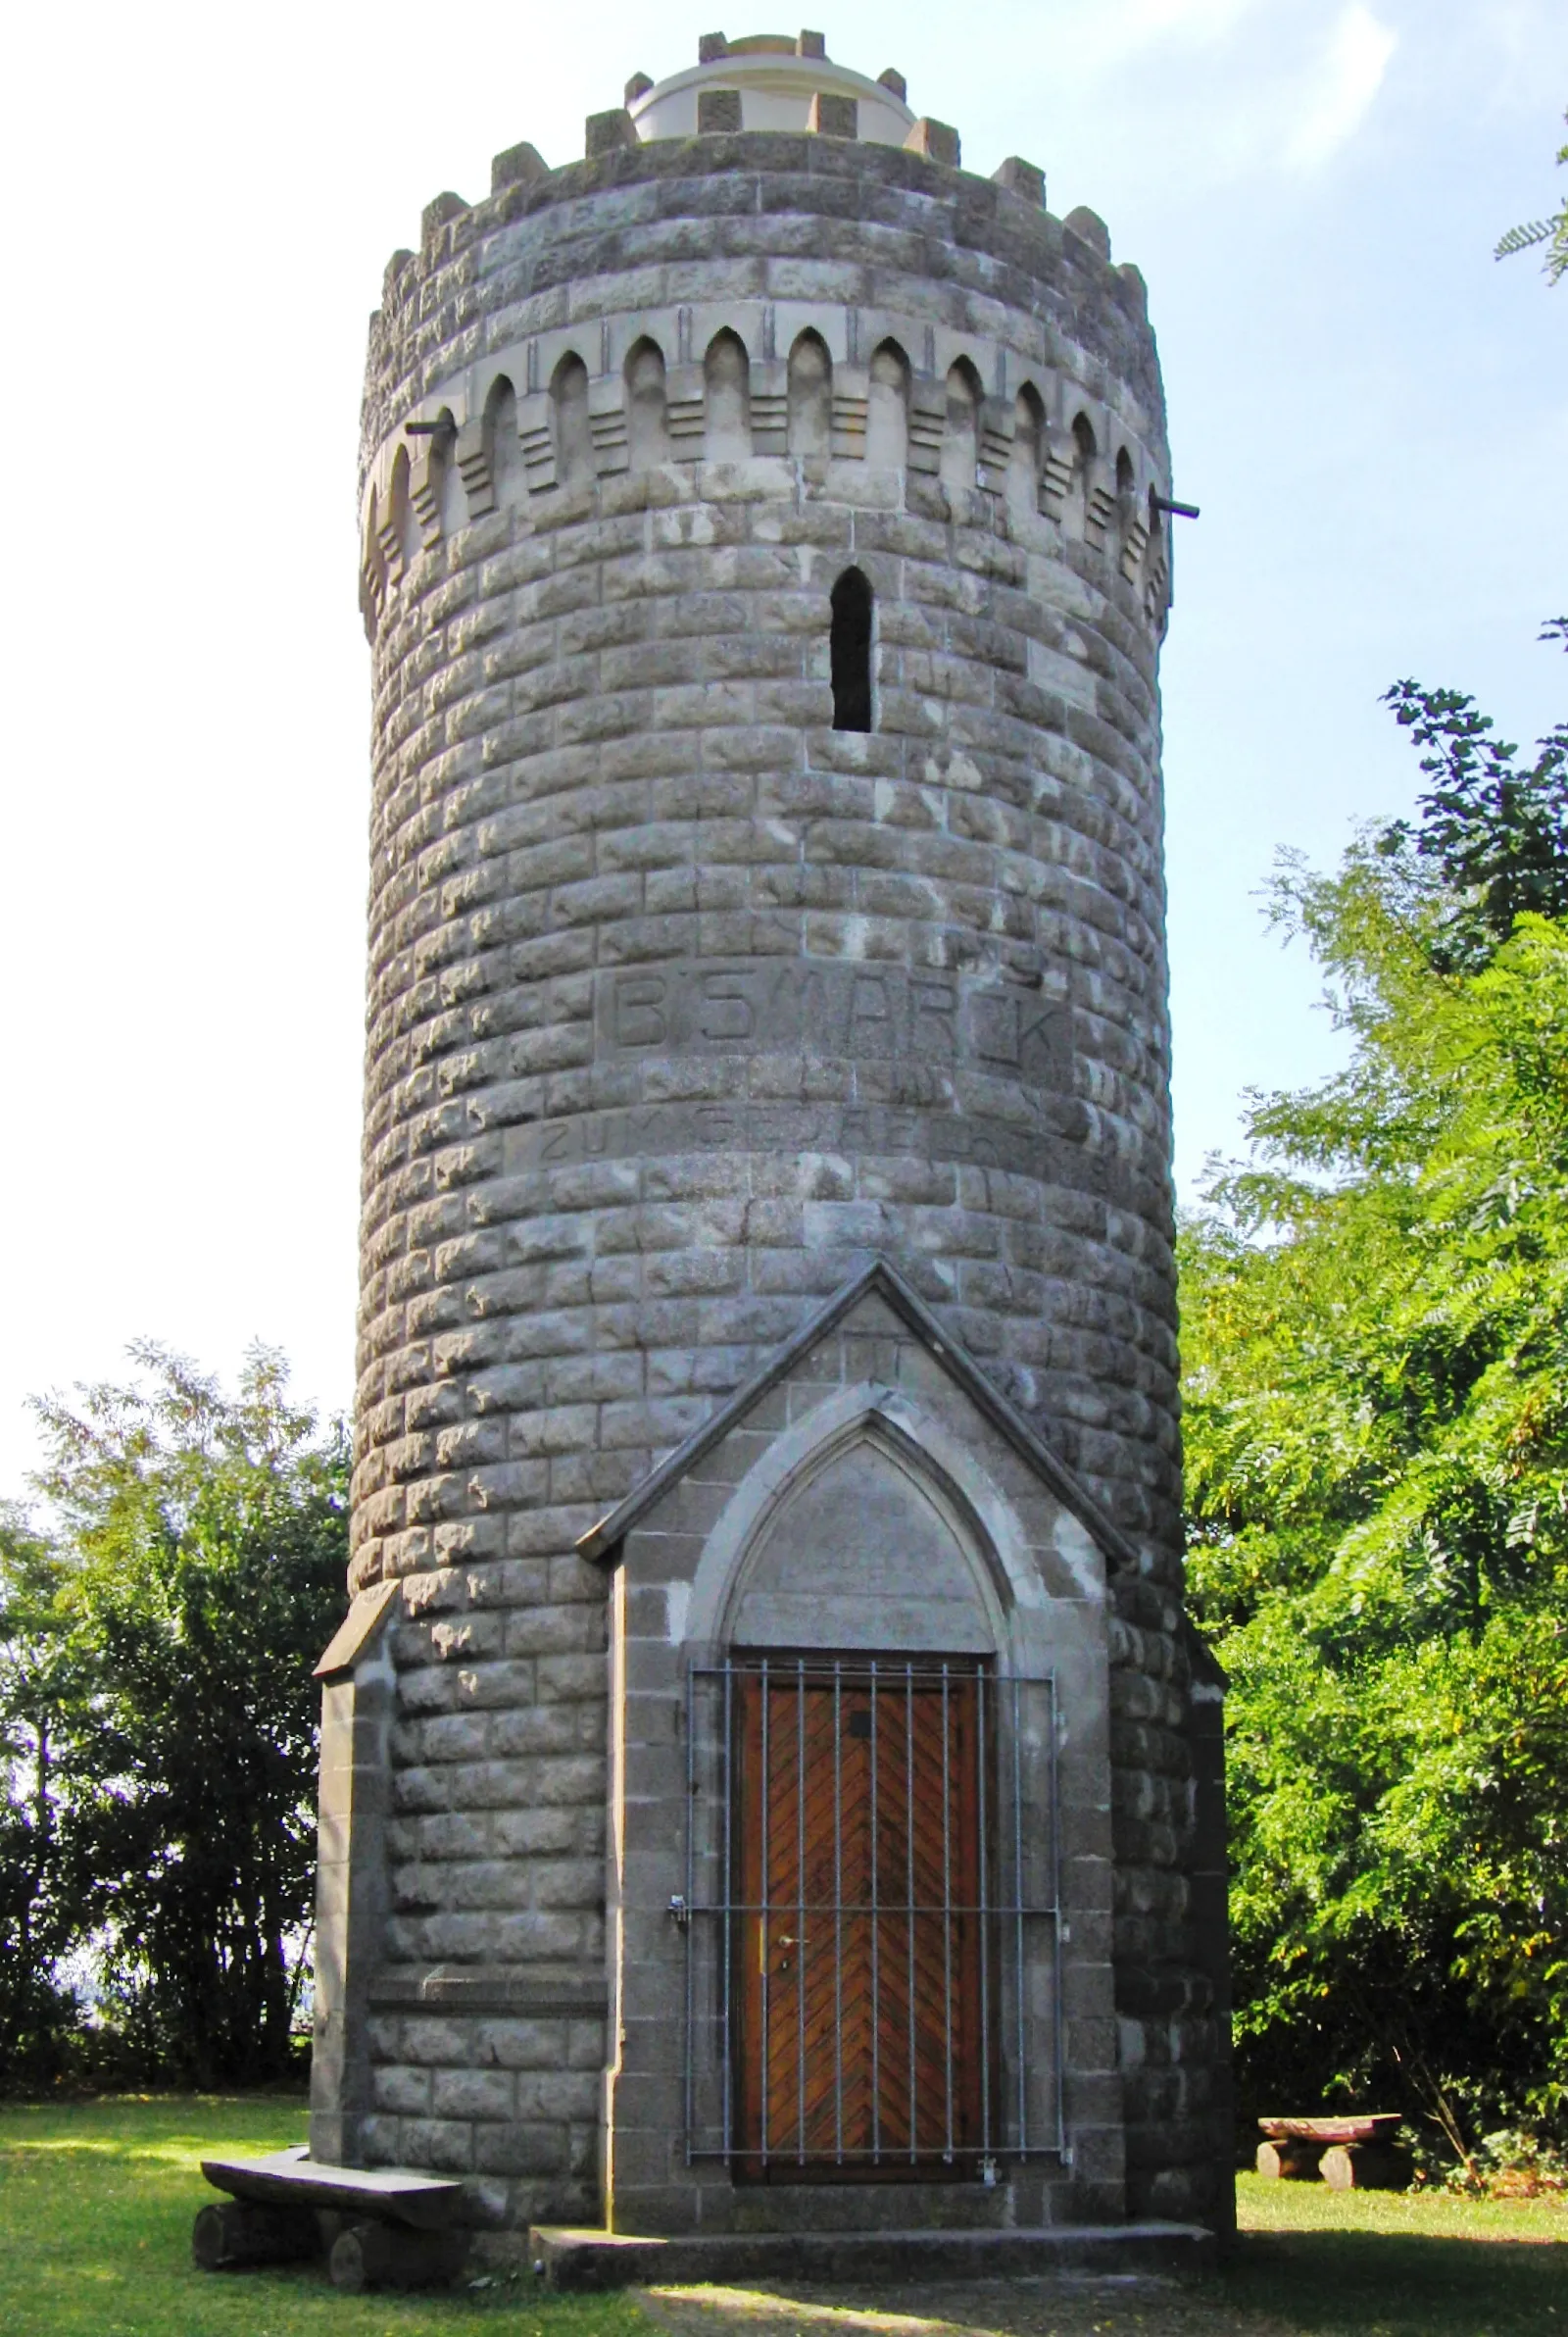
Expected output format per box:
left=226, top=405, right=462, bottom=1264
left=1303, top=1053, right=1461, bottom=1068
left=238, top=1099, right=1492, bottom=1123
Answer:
left=733, top=1661, right=989, bottom=2177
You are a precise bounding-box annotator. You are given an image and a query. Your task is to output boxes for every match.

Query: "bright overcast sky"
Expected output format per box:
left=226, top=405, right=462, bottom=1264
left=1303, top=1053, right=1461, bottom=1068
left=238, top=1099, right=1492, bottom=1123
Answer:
left=1, top=0, right=1564, bottom=1490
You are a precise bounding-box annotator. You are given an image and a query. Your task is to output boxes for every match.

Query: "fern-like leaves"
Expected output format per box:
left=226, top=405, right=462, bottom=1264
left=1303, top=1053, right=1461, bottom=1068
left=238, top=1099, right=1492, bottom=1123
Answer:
left=1495, top=111, right=1568, bottom=286
left=1494, top=219, right=1551, bottom=260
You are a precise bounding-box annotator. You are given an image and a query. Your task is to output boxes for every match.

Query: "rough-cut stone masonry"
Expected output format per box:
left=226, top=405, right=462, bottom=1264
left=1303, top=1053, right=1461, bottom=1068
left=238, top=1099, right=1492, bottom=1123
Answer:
left=311, top=92, right=1229, bottom=2255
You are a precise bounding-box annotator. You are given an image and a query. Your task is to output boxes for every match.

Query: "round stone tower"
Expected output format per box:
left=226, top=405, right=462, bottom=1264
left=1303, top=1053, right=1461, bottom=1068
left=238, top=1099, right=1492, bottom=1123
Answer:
left=311, top=28, right=1230, bottom=2272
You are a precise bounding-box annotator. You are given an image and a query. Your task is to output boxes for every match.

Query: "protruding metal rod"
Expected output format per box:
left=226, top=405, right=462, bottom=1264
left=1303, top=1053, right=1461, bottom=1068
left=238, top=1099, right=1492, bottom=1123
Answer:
left=833, top=1662, right=845, bottom=2164
left=976, top=1667, right=992, bottom=2155
left=906, top=1663, right=916, bottom=2163
left=942, top=1663, right=954, bottom=2163
left=683, top=1666, right=697, bottom=2163
left=721, top=1662, right=734, bottom=2162
left=869, top=1660, right=881, bottom=2165
left=1013, top=1671, right=1026, bottom=2153
left=1050, top=1672, right=1065, bottom=2157
left=797, top=1659, right=807, bottom=2165
left=760, top=1657, right=770, bottom=2167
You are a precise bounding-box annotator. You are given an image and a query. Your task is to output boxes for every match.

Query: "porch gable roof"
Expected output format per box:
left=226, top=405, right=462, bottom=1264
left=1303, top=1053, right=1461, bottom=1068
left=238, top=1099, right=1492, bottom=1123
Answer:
left=574, top=1254, right=1142, bottom=1572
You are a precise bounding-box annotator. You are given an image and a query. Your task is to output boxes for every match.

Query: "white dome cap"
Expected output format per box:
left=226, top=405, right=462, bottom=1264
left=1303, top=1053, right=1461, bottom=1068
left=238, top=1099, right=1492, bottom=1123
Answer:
left=627, top=32, right=915, bottom=147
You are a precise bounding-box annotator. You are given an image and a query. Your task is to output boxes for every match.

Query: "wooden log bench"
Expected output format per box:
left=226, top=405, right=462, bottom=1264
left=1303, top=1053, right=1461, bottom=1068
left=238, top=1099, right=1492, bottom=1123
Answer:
left=194, top=2146, right=466, bottom=2290
left=1256, top=2115, right=1410, bottom=2190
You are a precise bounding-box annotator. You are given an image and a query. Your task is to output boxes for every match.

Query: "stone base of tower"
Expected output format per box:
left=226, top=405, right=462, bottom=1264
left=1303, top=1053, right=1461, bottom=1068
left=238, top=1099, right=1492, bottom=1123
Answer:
left=308, top=1265, right=1233, bottom=2255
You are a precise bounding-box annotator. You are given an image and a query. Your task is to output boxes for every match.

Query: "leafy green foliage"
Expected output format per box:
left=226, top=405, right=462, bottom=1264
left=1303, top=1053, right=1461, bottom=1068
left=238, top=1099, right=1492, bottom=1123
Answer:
left=0, top=1348, right=347, bottom=2087
left=1494, top=109, right=1568, bottom=285
left=1379, top=620, right=1568, bottom=970
left=1183, top=632, right=1568, bottom=2158
left=0, top=1510, right=78, bottom=2080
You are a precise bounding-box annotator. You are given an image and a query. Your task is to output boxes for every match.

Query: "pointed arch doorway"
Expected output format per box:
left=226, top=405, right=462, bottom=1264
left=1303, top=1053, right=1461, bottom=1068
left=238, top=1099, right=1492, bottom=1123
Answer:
left=704, top=1417, right=1032, bottom=2180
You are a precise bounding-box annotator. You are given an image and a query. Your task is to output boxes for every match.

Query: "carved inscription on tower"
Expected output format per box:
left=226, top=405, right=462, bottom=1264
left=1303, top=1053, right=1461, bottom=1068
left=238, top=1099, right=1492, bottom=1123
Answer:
left=506, top=961, right=1083, bottom=1174
left=596, top=960, right=1068, bottom=1075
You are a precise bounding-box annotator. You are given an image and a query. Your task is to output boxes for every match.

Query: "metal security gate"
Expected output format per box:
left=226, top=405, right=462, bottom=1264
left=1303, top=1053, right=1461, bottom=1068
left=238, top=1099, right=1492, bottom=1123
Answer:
left=675, top=1658, right=1065, bottom=2175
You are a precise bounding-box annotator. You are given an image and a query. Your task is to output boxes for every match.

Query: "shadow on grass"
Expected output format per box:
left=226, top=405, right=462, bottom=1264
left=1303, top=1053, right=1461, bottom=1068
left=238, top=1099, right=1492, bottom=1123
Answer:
left=1220, top=2226, right=1567, bottom=2334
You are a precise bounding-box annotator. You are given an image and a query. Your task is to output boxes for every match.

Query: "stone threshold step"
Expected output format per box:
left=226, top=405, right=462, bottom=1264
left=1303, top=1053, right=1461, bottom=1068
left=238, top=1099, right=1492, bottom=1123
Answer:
left=530, top=2221, right=1216, bottom=2291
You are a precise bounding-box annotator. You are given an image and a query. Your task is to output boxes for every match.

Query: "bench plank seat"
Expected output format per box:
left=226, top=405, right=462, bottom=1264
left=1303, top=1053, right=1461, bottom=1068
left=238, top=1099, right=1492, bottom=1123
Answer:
left=200, top=2148, right=463, bottom=2231
left=1257, top=2115, right=1401, bottom=2146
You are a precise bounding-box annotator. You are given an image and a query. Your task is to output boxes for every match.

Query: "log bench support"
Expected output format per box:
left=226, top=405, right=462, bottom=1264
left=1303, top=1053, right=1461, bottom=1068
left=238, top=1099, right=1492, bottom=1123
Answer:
left=1255, top=2116, right=1409, bottom=2192
left=1321, top=2142, right=1412, bottom=2191
left=327, top=2221, right=467, bottom=2292
left=1254, top=2140, right=1324, bottom=2181
left=192, top=2147, right=466, bottom=2291
left=192, top=2198, right=319, bottom=2270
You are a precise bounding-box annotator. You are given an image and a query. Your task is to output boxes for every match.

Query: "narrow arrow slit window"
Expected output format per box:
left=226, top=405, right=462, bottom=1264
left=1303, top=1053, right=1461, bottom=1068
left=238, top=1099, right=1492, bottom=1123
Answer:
left=831, top=568, right=874, bottom=731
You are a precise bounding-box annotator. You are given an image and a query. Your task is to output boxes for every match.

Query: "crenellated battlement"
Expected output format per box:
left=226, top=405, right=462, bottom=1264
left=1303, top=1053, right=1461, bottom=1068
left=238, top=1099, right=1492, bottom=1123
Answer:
left=361, top=137, right=1161, bottom=448
left=354, top=61, right=1175, bottom=656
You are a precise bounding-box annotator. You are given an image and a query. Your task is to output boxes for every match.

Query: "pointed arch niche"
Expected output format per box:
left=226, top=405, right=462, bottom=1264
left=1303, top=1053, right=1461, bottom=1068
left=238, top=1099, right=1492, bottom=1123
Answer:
left=551, top=350, right=593, bottom=488
left=705, top=328, right=752, bottom=461
left=787, top=329, right=832, bottom=458
left=675, top=1377, right=1075, bottom=1672
left=625, top=336, right=670, bottom=469
left=726, top=1410, right=1001, bottom=1655
left=865, top=338, right=909, bottom=471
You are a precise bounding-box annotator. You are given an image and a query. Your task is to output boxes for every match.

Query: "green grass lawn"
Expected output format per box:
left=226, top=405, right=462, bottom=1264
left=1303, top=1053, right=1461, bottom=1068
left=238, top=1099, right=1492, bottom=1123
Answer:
left=0, top=2095, right=645, bottom=2337
left=1225, top=2169, right=1567, bottom=2334
left=1, top=2099, right=1562, bottom=2337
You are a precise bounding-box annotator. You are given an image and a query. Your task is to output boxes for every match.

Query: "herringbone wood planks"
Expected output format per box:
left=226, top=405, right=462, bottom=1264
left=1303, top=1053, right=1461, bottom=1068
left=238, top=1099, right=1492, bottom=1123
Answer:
left=734, top=1663, right=988, bottom=2177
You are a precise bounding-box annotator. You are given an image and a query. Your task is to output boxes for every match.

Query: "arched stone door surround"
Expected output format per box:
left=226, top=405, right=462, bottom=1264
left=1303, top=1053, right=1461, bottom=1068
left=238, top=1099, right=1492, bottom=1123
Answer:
left=589, top=1266, right=1126, bottom=2234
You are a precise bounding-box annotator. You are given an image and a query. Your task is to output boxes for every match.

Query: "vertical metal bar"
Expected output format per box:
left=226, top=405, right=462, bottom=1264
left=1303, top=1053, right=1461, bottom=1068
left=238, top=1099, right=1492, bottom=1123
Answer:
left=760, top=1657, right=770, bottom=2167
left=797, top=1659, right=807, bottom=2166
left=905, top=1662, right=916, bottom=2163
left=1050, top=1673, right=1064, bottom=2156
left=721, top=1662, right=734, bottom=2162
left=975, top=1669, right=991, bottom=2157
left=941, top=1663, right=954, bottom=2163
left=869, top=1661, right=880, bottom=2164
left=833, top=1662, right=844, bottom=2163
left=684, top=1665, right=697, bottom=2163
left=1013, top=1670, right=1026, bottom=2154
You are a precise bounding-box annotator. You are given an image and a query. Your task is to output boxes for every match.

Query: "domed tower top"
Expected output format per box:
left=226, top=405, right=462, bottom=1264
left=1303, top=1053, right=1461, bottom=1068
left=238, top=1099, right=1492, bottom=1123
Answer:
left=625, top=29, right=915, bottom=145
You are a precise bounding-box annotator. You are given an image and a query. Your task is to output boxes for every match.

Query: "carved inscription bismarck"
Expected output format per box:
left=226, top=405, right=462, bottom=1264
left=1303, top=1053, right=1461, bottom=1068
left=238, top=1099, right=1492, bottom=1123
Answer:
left=505, top=961, right=1087, bottom=1176
left=595, top=959, right=1070, bottom=1079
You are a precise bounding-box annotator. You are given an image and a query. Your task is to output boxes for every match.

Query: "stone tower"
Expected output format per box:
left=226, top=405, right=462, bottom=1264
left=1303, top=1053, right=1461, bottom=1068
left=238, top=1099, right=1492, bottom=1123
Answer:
left=311, top=29, right=1231, bottom=2268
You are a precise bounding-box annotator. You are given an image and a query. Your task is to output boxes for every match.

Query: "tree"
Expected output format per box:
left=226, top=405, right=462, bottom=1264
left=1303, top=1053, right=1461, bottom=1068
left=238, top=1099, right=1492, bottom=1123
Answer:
left=1379, top=619, right=1568, bottom=970
left=1495, top=109, right=1568, bottom=286
left=1182, top=628, right=1568, bottom=2156
left=0, top=1346, right=348, bottom=2087
left=0, top=1509, right=78, bottom=2080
